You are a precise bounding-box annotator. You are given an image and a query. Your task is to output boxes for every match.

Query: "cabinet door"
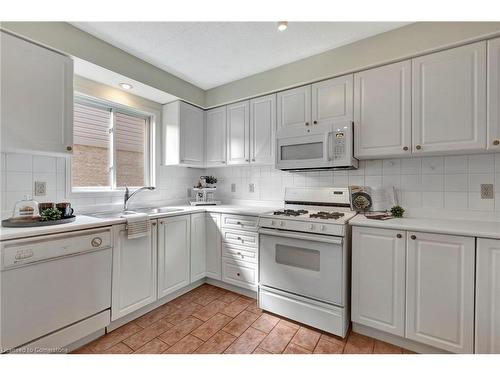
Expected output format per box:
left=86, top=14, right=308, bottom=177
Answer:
left=406, top=231, right=475, bottom=353
left=250, top=94, right=276, bottom=165
left=354, top=60, right=412, bottom=159
left=158, top=215, right=191, bottom=298
left=475, top=238, right=500, bottom=353
left=206, top=213, right=222, bottom=280
left=487, top=37, right=500, bottom=150
left=277, top=85, right=311, bottom=135
left=351, top=226, right=406, bottom=336
left=180, top=102, right=205, bottom=165
left=205, top=106, right=227, bottom=166
left=226, top=101, right=250, bottom=165
left=0, top=31, right=73, bottom=155
left=111, top=221, right=157, bottom=320
left=412, top=42, right=487, bottom=154
left=190, top=213, right=206, bottom=283
left=312, top=75, right=353, bottom=128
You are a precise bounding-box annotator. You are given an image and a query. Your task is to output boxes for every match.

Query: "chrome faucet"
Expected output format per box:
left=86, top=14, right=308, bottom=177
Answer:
left=123, top=186, right=155, bottom=211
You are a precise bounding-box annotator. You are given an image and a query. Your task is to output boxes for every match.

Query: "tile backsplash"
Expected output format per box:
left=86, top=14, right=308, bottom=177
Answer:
left=207, top=153, right=500, bottom=218
left=0, top=152, right=203, bottom=217
left=2, top=151, right=499, bottom=219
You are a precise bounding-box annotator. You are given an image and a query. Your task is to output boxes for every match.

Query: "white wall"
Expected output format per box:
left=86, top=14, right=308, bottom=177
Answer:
left=207, top=153, right=500, bottom=220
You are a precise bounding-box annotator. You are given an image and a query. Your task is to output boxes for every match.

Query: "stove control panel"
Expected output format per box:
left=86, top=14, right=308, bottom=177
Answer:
left=259, top=218, right=345, bottom=237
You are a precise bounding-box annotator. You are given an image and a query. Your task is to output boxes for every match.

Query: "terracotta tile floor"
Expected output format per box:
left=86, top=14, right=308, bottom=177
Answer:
left=73, top=284, right=413, bottom=354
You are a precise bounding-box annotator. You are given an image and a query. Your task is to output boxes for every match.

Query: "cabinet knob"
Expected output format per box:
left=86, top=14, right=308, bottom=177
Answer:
left=410, top=235, right=417, bottom=240
left=91, top=237, right=102, bottom=247
left=222, top=161, right=226, bottom=164
left=236, top=272, right=241, bottom=277
left=313, top=120, right=318, bottom=124
left=305, top=122, right=310, bottom=126
left=307, top=129, right=311, bottom=133
left=245, top=159, right=249, bottom=162
left=252, top=158, right=256, bottom=162
left=152, top=222, right=156, bottom=226
left=415, top=145, right=422, bottom=150
left=403, top=146, right=408, bottom=151
left=396, top=234, right=402, bottom=238
left=66, top=145, right=73, bottom=152
left=160, top=221, right=164, bottom=224
left=493, top=140, right=500, bottom=146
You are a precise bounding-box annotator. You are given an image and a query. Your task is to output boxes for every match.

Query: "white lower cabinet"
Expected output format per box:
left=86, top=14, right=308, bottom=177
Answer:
left=111, top=221, right=158, bottom=321
left=190, top=213, right=206, bottom=283
left=222, top=257, right=257, bottom=291
left=352, top=226, right=406, bottom=336
left=406, top=231, right=475, bottom=353
left=475, top=238, right=500, bottom=353
left=158, top=215, right=191, bottom=298
left=206, top=213, right=222, bottom=280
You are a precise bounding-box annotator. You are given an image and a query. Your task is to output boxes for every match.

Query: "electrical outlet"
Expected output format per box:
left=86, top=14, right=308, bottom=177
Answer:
left=480, top=184, right=494, bottom=199
left=249, top=183, right=255, bottom=193
left=231, top=183, right=236, bottom=193
left=34, top=181, right=46, bottom=196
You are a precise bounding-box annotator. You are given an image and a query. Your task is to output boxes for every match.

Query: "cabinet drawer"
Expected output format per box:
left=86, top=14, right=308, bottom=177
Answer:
left=222, top=228, right=258, bottom=248
left=221, top=214, right=258, bottom=231
left=222, top=243, right=257, bottom=264
left=222, top=257, right=257, bottom=290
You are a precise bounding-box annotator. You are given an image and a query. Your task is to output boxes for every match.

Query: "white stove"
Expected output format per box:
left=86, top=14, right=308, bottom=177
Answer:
left=257, top=187, right=355, bottom=338
left=258, top=187, right=356, bottom=236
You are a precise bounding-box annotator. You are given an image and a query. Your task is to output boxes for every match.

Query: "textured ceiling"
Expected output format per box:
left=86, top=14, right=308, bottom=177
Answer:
left=71, top=22, right=410, bottom=90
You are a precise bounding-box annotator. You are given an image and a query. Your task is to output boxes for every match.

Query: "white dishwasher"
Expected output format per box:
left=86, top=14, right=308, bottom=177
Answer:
left=0, top=228, right=112, bottom=352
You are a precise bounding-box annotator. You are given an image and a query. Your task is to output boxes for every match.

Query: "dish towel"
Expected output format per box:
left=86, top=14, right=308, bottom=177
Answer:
left=122, top=212, right=150, bottom=239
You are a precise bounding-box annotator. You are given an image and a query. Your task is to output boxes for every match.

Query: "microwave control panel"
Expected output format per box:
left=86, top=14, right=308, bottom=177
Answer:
left=333, top=131, right=346, bottom=160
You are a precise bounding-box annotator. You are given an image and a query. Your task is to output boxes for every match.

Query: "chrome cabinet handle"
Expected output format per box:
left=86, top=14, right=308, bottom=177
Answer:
left=410, top=235, right=417, bottom=240
left=91, top=237, right=103, bottom=247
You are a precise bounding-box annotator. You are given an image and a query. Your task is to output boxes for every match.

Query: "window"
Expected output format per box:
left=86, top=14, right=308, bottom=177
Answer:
left=71, top=96, right=154, bottom=191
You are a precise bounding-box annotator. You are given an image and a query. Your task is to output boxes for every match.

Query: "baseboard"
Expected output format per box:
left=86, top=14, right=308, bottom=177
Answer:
left=352, top=323, right=451, bottom=354
left=205, top=278, right=257, bottom=299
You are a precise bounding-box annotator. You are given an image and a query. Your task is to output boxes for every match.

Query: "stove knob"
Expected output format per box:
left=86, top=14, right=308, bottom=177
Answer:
left=280, top=221, right=285, bottom=227
left=321, top=225, right=326, bottom=231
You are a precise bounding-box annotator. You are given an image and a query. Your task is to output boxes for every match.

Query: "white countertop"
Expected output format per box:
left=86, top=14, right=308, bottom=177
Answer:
left=0, top=204, right=278, bottom=241
left=349, top=214, right=500, bottom=240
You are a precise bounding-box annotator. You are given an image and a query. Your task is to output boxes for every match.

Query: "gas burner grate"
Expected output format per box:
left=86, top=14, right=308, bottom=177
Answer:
left=309, top=211, right=345, bottom=220
left=273, top=209, right=309, bottom=217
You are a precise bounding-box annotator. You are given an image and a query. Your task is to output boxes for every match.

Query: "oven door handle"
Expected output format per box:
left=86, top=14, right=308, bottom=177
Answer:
left=258, top=228, right=343, bottom=245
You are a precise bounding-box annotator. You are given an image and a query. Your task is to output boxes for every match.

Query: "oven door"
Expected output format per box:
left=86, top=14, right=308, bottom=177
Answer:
left=276, top=132, right=333, bottom=170
left=259, top=228, right=344, bottom=306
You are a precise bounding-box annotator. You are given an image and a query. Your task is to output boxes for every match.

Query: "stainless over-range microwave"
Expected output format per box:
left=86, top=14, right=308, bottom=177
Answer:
left=275, top=120, right=358, bottom=171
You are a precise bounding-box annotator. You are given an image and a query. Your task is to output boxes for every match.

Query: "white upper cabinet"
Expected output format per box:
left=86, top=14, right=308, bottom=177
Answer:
left=205, top=106, right=227, bottom=166
left=0, top=31, right=73, bottom=156
left=487, top=37, right=500, bottom=150
left=354, top=61, right=412, bottom=159
left=277, top=85, right=311, bottom=136
left=352, top=226, right=406, bottom=337
left=226, top=100, right=250, bottom=165
left=312, top=75, right=353, bottom=128
left=163, top=101, right=205, bottom=167
left=412, top=41, right=487, bottom=154
left=406, top=231, right=475, bottom=353
left=250, top=94, right=276, bottom=165
left=475, top=238, right=500, bottom=353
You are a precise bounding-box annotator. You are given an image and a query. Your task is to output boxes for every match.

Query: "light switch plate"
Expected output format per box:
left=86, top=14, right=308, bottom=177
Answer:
left=480, top=184, right=494, bottom=199
left=231, top=183, right=236, bottom=193
left=34, top=181, right=46, bottom=196
left=249, top=183, right=255, bottom=193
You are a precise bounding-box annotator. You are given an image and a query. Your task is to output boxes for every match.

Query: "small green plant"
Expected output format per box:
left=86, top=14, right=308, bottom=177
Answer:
left=390, top=205, right=405, bottom=218
left=40, top=207, right=62, bottom=221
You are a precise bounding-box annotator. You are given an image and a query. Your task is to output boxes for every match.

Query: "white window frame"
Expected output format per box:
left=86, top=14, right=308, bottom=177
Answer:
left=67, top=93, right=156, bottom=196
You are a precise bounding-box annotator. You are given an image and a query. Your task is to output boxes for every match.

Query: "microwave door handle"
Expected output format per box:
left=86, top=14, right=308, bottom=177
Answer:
left=326, top=132, right=332, bottom=162
left=258, top=228, right=343, bottom=245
